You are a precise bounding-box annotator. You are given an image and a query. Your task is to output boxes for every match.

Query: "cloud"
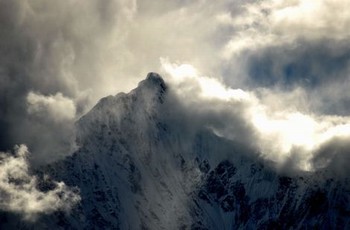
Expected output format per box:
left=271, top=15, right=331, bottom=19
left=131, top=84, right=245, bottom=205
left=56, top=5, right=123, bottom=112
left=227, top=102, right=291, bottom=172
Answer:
left=221, top=0, right=350, bottom=58
left=0, top=0, right=138, bottom=162
left=22, top=92, right=78, bottom=163
left=0, top=0, right=349, bottom=175
left=27, top=92, right=76, bottom=122
left=216, top=0, right=350, bottom=119
left=0, top=0, right=225, bottom=162
left=161, top=59, right=350, bottom=172
left=217, top=1, right=350, bottom=88
left=161, top=58, right=256, bottom=143
left=0, top=145, right=80, bottom=220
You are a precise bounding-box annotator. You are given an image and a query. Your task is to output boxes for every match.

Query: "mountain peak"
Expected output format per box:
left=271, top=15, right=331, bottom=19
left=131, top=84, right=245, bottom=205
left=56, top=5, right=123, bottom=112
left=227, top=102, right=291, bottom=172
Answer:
left=146, top=72, right=164, bottom=83
left=138, top=72, right=167, bottom=92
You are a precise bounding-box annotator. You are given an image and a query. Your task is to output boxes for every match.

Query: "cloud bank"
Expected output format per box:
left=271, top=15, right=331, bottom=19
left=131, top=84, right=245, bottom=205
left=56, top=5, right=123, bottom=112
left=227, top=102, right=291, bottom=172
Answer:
left=0, top=145, right=80, bottom=220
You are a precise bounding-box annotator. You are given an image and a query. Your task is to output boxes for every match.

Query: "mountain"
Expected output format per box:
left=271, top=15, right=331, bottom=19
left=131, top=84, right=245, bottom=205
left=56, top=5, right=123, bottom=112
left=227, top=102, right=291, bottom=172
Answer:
left=2, top=73, right=349, bottom=229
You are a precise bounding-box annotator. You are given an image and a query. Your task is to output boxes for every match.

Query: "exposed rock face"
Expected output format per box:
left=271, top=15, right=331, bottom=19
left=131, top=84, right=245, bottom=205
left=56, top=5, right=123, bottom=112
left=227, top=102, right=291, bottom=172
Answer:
left=1, top=73, right=348, bottom=229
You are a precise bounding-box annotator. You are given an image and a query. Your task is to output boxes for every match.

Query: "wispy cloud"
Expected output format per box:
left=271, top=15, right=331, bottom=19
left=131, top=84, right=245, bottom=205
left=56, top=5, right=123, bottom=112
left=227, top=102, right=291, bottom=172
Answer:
left=0, top=145, right=80, bottom=220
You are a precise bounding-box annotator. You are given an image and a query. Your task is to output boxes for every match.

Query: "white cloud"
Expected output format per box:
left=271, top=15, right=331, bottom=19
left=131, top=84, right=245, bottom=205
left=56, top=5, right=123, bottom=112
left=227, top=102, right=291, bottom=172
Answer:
left=249, top=105, right=350, bottom=170
left=27, top=92, right=76, bottom=122
left=222, top=0, right=350, bottom=57
left=162, top=59, right=350, bottom=171
left=0, top=145, right=80, bottom=220
left=161, top=58, right=252, bottom=102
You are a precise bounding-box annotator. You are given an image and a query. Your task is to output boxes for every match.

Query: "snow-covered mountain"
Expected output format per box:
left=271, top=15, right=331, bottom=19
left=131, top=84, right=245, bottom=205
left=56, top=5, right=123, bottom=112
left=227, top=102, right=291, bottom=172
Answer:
left=2, top=73, right=349, bottom=229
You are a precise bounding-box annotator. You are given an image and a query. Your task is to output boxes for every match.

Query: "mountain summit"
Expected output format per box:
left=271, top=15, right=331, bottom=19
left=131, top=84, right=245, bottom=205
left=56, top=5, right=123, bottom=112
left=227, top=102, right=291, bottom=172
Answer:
left=2, top=73, right=349, bottom=229
left=140, top=72, right=167, bottom=91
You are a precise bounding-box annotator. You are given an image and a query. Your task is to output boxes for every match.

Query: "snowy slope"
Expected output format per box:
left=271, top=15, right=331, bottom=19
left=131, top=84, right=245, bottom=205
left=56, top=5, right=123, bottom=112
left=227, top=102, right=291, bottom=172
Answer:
left=3, top=73, right=348, bottom=229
